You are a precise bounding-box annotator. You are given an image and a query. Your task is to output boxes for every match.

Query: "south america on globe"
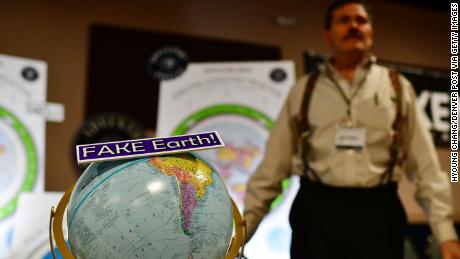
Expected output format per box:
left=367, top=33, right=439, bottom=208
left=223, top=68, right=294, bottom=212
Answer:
left=66, top=153, right=234, bottom=259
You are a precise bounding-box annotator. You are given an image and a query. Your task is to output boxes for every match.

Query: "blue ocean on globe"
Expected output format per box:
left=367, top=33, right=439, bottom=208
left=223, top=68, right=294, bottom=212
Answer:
left=67, top=154, right=234, bottom=259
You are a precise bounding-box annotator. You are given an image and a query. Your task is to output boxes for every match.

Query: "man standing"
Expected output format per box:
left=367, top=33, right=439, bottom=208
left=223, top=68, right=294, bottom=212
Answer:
left=243, top=1, right=460, bottom=258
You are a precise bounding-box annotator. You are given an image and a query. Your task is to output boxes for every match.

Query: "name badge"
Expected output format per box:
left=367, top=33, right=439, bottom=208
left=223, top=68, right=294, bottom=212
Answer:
left=335, top=127, right=366, bottom=150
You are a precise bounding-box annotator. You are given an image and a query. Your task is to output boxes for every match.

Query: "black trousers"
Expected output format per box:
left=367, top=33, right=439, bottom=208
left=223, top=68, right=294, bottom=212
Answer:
left=289, top=178, right=408, bottom=259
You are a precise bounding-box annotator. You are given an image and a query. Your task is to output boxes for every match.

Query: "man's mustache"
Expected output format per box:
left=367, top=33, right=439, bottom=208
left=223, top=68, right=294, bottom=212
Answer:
left=343, top=29, right=364, bottom=40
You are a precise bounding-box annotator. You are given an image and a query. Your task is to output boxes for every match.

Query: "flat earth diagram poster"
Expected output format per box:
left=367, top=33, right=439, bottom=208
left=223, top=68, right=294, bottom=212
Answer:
left=10, top=192, right=65, bottom=259
left=0, top=54, right=47, bottom=258
left=157, top=61, right=298, bottom=259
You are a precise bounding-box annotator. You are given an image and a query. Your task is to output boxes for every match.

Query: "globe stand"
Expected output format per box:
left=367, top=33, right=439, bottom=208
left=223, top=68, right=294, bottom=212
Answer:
left=50, top=184, right=247, bottom=259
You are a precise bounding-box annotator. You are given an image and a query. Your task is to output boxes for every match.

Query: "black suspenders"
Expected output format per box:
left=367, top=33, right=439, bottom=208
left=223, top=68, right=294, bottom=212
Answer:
left=297, top=68, right=403, bottom=185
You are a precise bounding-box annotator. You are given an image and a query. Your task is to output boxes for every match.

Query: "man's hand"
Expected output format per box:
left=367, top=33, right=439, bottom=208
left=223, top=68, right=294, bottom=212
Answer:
left=441, top=240, right=460, bottom=259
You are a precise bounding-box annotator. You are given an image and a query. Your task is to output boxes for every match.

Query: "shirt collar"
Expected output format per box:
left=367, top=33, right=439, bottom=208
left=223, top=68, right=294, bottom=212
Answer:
left=319, top=54, right=376, bottom=79
left=324, top=54, right=376, bottom=71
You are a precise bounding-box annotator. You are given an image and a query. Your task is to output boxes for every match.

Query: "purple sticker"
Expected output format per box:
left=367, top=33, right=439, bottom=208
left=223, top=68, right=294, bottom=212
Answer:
left=76, top=131, right=224, bottom=164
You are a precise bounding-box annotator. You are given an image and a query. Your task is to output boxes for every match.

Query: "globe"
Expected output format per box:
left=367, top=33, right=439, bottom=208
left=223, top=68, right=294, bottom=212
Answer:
left=66, top=153, right=234, bottom=259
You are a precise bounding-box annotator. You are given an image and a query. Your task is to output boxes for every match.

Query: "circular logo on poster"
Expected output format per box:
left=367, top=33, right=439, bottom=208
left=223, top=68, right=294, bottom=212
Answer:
left=0, top=106, right=37, bottom=220
left=21, top=67, right=39, bottom=82
left=269, top=68, right=287, bottom=83
left=146, top=46, right=189, bottom=81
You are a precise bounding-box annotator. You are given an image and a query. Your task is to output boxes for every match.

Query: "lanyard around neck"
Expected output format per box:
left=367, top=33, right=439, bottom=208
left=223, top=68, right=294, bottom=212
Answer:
left=326, top=67, right=369, bottom=118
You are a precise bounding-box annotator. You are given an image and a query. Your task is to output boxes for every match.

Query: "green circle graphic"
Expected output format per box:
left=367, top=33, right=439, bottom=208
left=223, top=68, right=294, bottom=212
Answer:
left=172, top=104, right=289, bottom=210
left=172, top=104, right=273, bottom=135
left=0, top=106, right=37, bottom=219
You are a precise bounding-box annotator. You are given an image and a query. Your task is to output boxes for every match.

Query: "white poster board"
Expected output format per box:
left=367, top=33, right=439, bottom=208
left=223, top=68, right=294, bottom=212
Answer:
left=10, top=192, right=65, bottom=259
left=157, top=61, right=298, bottom=259
left=0, top=54, right=47, bottom=258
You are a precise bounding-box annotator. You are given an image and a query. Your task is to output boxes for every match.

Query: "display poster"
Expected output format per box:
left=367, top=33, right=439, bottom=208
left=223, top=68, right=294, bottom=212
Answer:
left=0, top=54, right=47, bottom=258
left=157, top=61, right=297, bottom=259
left=10, top=192, right=65, bottom=259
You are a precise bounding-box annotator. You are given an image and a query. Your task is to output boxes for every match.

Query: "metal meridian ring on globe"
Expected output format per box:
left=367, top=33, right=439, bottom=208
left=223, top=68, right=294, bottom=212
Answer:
left=50, top=183, right=75, bottom=259
left=50, top=183, right=246, bottom=259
